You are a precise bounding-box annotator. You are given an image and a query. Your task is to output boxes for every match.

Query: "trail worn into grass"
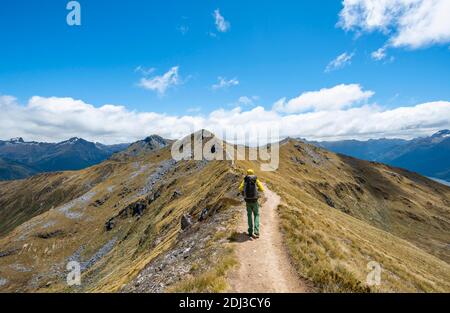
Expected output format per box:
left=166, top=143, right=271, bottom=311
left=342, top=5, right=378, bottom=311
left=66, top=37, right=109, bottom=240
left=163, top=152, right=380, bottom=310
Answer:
left=228, top=186, right=308, bottom=293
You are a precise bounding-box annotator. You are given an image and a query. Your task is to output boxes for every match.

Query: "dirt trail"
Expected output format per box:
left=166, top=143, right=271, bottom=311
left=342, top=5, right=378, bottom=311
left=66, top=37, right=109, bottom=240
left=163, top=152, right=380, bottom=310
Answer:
left=228, top=186, right=308, bottom=293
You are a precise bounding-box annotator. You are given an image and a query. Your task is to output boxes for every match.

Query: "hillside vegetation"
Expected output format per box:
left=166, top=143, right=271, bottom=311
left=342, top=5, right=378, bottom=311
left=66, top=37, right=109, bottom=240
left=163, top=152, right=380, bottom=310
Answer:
left=0, top=136, right=242, bottom=292
left=0, top=132, right=449, bottom=292
left=236, top=140, right=450, bottom=292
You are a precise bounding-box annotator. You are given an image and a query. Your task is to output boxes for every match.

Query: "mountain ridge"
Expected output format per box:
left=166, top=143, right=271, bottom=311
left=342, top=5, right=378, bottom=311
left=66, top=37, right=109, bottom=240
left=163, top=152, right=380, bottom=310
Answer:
left=0, top=131, right=448, bottom=292
left=309, top=129, right=450, bottom=182
left=0, top=137, right=131, bottom=181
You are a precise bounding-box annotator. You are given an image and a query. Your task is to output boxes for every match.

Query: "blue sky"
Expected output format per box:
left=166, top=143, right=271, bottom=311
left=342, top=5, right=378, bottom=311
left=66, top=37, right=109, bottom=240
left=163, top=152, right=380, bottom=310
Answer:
left=0, top=0, right=449, bottom=143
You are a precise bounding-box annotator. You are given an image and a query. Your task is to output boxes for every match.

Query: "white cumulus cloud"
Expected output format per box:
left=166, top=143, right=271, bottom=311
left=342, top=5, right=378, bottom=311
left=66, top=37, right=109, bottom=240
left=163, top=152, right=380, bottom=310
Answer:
left=213, top=9, right=230, bottom=33
left=212, top=77, right=239, bottom=90
left=238, top=96, right=253, bottom=105
left=371, top=47, right=388, bottom=60
left=339, top=0, right=450, bottom=50
left=325, top=52, right=355, bottom=72
left=138, top=66, right=181, bottom=95
left=273, top=84, right=375, bottom=113
left=238, top=96, right=259, bottom=106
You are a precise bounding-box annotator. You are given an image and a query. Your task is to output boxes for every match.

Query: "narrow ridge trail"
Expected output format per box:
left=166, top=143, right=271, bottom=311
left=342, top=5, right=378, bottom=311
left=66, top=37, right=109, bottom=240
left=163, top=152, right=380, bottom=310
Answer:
left=228, top=186, right=308, bottom=293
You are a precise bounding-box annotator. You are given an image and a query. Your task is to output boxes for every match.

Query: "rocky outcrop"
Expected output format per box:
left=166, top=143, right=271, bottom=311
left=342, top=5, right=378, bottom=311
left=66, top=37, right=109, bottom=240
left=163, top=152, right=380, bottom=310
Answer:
left=181, top=214, right=193, bottom=230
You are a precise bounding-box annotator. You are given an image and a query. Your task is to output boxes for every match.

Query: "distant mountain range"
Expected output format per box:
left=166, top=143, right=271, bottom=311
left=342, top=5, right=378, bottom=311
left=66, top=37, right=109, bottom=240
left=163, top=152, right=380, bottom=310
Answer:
left=0, top=137, right=129, bottom=181
left=2, top=130, right=449, bottom=183
left=0, top=156, right=38, bottom=180
left=112, top=135, right=171, bottom=160
left=309, top=130, right=450, bottom=182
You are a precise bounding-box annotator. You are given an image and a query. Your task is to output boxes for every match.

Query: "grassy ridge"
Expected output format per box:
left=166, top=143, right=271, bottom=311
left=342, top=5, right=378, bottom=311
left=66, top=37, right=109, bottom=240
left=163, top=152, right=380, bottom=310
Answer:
left=235, top=140, right=450, bottom=292
left=0, top=145, right=243, bottom=292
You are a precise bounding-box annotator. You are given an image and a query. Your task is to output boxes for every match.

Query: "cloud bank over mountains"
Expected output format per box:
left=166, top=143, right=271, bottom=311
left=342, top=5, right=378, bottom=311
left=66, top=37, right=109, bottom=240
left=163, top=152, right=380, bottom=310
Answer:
left=2, top=83, right=450, bottom=144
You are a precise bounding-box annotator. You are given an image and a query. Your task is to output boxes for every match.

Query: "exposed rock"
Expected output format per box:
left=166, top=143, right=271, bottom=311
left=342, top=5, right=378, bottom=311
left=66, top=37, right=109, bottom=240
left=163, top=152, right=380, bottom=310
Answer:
left=105, top=218, right=115, bottom=231
left=133, top=202, right=146, bottom=217
left=35, top=230, right=65, bottom=239
left=41, top=221, right=56, bottom=229
left=0, top=278, right=7, bottom=287
left=67, top=238, right=117, bottom=272
left=58, top=191, right=96, bottom=219
left=118, top=187, right=132, bottom=198
left=146, top=189, right=161, bottom=204
left=10, top=263, right=31, bottom=273
left=137, top=159, right=177, bottom=197
left=92, top=198, right=107, bottom=207
left=105, top=200, right=147, bottom=231
left=81, top=238, right=117, bottom=271
left=181, top=214, right=193, bottom=230
left=198, top=208, right=209, bottom=222
left=171, top=189, right=183, bottom=200
left=291, top=156, right=305, bottom=165
left=303, top=145, right=326, bottom=165
left=322, top=193, right=335, bottom=208
left=0, top=248, right=19, bottom=258
left=123, top=198, right=239, bottom=293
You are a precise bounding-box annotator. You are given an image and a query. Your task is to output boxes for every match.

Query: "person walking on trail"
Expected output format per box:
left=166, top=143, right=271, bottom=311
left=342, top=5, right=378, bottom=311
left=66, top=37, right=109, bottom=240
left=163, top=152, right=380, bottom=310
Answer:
left=239, top=169, right=264, bottom=239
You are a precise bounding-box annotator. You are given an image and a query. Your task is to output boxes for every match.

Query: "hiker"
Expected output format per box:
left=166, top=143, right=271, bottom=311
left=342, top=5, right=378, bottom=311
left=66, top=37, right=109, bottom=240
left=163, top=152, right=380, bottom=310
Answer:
left=239, top=169, right=264, bottom=239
